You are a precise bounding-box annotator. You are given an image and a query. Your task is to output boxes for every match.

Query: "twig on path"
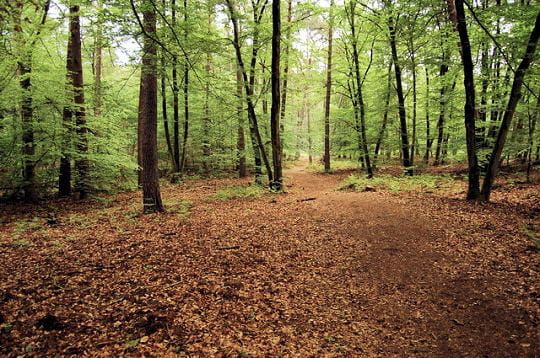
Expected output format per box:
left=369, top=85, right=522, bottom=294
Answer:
left=297, top=197, right=316, bottom=202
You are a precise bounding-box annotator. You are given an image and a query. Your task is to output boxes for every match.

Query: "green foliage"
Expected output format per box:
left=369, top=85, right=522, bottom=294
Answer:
left=216, top=184, right=267, bottom=200
left=338, top=174, right=456, bottom=193
left=12, top=238, right=33, bottom=249
left=522, top=223, right=540, bottom=250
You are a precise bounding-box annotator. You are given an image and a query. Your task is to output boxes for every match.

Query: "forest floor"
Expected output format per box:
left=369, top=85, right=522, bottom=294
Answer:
left=0, top=160, right=539, bottom=357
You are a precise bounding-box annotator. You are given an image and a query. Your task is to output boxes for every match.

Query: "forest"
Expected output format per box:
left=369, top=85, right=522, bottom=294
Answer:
left=0, top=0, right=539, bottom=356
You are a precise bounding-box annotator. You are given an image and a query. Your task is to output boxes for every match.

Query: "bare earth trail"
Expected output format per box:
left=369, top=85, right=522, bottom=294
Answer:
left=0, top=161, right=538, bottom=356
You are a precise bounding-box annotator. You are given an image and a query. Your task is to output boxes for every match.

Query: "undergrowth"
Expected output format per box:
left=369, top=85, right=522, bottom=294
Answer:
left=217, top=185, right=267, bottom=200
left=338, top=174, right=457, bottom=193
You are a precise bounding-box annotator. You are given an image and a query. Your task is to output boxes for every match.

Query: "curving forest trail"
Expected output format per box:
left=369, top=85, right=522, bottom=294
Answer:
left=0, top=161, right=538, bottom=356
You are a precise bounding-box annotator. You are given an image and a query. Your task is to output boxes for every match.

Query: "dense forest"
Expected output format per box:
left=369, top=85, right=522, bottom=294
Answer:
left=0, top=0, right=538, bottom=206
left=1, top=1, right=540, bottom=356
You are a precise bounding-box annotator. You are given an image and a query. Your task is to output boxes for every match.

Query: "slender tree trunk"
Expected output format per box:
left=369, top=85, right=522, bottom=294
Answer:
left=410, top=49, right=417, bottom=166
left=202, top=5, right=213, bottom=171
left=18, top=1, right=50, bottom=202
left=93, top=0, right=103, bottom=117
left=434, top=63, right=449, bottom=166
left=66, top=5, right=90, bottom=199
left=226, top=0, right=273, bottom=183
left=179, top=0, right=189, bottom=173
left=388, top=15, right=412, bottom=175
left=480, top=11, right=540, bottom=200
left=526, top=94, right=539, bottom=182
left=137, top=1, right=164, bottom=213
left=161, top=51, right=174, bottom=167
left=374, top=61, right=393, bottom=166
left=270, top=0, right=282, bottom=191
left=236, top=66, right=247, bottom=178
left=451, top=0, right=481, bottom=199
left=307, top=101, right=312, bottom=164
left=424, top=66, right=432, bottom=163
left=172, top=0, right=180, bottom=173
left=323, top=0, right=334, bottom=173
left=279, top=0, right=292, bottom=147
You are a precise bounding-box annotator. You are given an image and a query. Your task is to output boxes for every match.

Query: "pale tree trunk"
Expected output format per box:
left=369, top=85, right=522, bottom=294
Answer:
left=374, top=61, right=392, bottom=166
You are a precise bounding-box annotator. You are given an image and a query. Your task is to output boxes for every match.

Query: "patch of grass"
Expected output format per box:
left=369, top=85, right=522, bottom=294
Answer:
left=522, top=223, right=539, bottom=250
left=307, top=159, right=358, bottom=173
left=164, top=199, right=192, bottom=218
left=217, top=185, right=267, bottom=200
left=12, top=239, right=33, bottom=249
left=337, top=174, right=455, bottom=193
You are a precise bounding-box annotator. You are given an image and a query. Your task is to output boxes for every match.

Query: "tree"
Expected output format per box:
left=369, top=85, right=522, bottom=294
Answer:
left=480, top=11, right=540, bottom=200
left=135, top=0, right=164, bottom=213
left=450, top=0, right=481, bottom=199
left=270, top=0, right=282, bottom=191
left=323, top=0, right=334, bottom=173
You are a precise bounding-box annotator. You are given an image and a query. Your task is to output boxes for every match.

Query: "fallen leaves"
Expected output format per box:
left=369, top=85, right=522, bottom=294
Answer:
left=0, top=164, right=538, bottom=356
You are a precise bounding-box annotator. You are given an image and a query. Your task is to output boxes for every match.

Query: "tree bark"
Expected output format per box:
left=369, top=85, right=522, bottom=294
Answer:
left=270, top=0, right=282, bottom=191
left=451, top=0, right=481, bottom=199
left=423, top=66, right=432, bottom=163
left=323, top=0, right=334, bottom=173
left=388, top=15, right=412, bottom=175
left=138, top=1, right=164, bottom=213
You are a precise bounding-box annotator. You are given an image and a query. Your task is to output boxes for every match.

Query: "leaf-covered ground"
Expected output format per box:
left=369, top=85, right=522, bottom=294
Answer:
left=1, top=162, right=539, bottom=357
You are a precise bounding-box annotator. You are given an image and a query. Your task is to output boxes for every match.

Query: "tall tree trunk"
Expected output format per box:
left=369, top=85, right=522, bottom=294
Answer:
left=307, top=101, right=313, bottom=164
left=323, top=0, right=334, bottom=173
left=388, top=15, right=412, bottom=175
left=374, top=61, right=393, bottom=166
left=410, top=48, right=417, bottom=166
left=202, top=5, right=213, bottom=171
left=171, top=0, right=180, bottom=173
left=270, top=0, right=282, bottom=191
left=161, top=51, right=174, bottom=167
left=236, top=66, right=247, bottom=178
left=279, top=0, right=292, bottom=147
left=526, top=94, right=539, bottom=182
left=93, top=0, right=103, bottom=117
left=137, top=0, right=164, bottom=213
left=66, top=5, right=89, bottom=199
left=226, top=0, right=273, bottom=183
left=451, top=0, right=481, bottom=199
left=480, top=11, right=540, bottom=200
left=18, top=1, right=50, bottom=202
left=179, top=0, right=189, bottom=173
left=423, top=66, right=432, bottom=163
left=434, top=63, right=449, bottom=166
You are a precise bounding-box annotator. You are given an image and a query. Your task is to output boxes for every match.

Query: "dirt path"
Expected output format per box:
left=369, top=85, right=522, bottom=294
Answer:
left=0, top=161, right=538, bottom=356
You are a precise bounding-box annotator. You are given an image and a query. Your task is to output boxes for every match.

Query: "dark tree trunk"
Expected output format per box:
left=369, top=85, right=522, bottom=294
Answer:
left=226, top=0, right=273, bottom=183
left=374, top=61, right=392, bottom=166
left=93, top=0, right=103, bottom=117
left=388, top=15, right=412, bottom=175
left=434, top=63, right=449, bottom=166
left=423, top=66, right=432, bottom=163
left=323, top=0, right=334, bottom=173
left=18, top=1, right=50, bottom=202
left=137, top=1, right=164, bottom=213
left=236, top=67, right=247, bottom=178
left=161, top=51, right=174, bottom=168
left=452, top=0, right=481, bottom=199
left=66, top=5, right=89, bottom=199
left=179, top=0, right=189, bottom=173
left=480, top=11, right=540, bottom=200
left=270, top=0, right=282, bottom=191
left=279, top=0, right=292, bottom=147
left=170, top=0, right=180, bottom=173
